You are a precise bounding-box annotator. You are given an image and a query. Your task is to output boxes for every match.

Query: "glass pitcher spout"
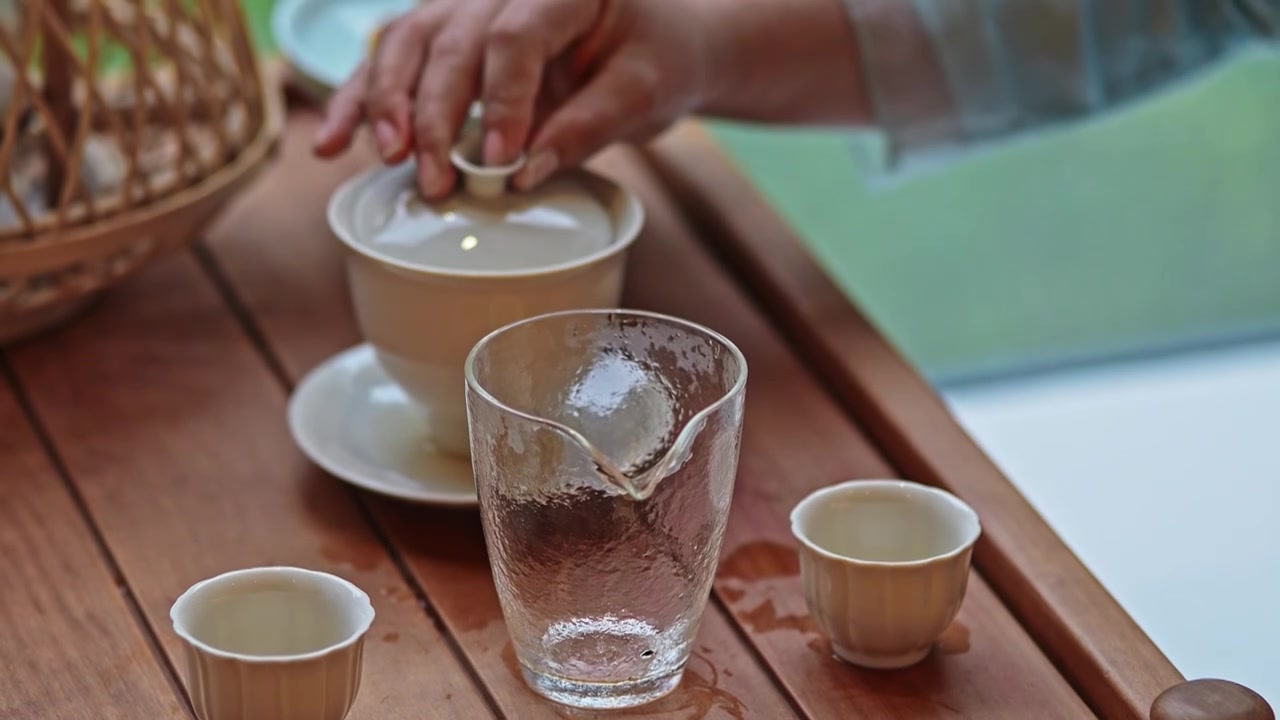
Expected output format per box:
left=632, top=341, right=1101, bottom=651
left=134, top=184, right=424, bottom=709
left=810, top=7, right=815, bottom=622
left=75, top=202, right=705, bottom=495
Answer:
left=466, top=309, right=748, bottom=502
left=559, top=412, right=710, bottom=501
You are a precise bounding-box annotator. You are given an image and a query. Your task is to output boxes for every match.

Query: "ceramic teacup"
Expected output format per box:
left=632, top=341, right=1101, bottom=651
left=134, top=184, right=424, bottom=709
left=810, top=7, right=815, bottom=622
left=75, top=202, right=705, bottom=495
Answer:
left=328, top=151, right=643, bottom=458
left=790, top=480, right=981, bottom=669
left=170, top=567, right=376, bottom=720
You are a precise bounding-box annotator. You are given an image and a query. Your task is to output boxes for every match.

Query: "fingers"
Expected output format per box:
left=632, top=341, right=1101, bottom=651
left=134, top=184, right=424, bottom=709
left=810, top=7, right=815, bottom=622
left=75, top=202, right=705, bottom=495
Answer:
left=478, top=21, right=542, bottom=166
left=412, top=1, right=501, bottom=197
left=480, top=0, right=601, bottom=166
left=313, top=62, right=368, bottom=157
left=363, top=8, right=444, bottom=163
left=314, top=0, right=632, bottom=191
left=566, top=0, right=621, bottom=82
left=515, top=50, right=662, bottom=190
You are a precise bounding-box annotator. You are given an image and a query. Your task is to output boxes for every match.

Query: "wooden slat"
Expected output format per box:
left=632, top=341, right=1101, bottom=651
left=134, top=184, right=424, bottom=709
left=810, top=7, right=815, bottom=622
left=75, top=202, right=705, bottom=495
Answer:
left=204, top=110, right=1091, bottom=718
left=368, top=500, right=795, bottom=719
left=0, top=380, right=187, bottom=720
left=6, top=255, right=495, bottom=719
left=203, top=111, right=801, bottom=720
left=642, top=121, right=1184, bottom=719
left=604, top=147, right=1091, bottom=720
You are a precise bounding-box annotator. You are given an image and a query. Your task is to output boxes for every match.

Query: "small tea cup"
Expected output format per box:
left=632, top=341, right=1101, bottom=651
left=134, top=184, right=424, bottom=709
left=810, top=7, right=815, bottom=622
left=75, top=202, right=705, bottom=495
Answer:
left=790, top=480, right=981, bottom=669
left=170, top=567, right=376, bottom=720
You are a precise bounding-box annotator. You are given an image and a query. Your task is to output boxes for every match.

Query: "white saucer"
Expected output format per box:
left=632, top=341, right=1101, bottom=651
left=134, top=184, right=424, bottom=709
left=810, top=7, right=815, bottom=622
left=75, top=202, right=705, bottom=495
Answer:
left=288, top=344, right=478, bottom=507
left=272, top=0, right=416, bottom=93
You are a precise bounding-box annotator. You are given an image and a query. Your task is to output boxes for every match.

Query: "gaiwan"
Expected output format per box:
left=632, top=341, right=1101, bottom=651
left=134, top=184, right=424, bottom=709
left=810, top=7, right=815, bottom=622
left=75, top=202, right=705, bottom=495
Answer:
left=326, top=129, right=644, bottom=457
left=347, top=132, right=621, bottom=273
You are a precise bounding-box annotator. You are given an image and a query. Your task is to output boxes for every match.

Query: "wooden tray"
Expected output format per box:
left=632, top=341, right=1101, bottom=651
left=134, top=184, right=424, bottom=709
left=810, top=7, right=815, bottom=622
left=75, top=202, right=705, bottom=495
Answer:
left=0, top=108, right=1269, bottom=720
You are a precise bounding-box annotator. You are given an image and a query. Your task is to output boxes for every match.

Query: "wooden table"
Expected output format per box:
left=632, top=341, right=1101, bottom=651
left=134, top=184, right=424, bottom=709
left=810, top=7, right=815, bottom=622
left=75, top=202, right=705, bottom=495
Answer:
left=1, top=107, right=1269, bottom=720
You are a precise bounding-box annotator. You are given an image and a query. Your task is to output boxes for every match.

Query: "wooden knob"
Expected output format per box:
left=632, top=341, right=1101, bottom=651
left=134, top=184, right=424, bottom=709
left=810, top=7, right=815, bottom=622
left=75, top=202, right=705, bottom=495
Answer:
left=1151, top=679, right=1274, bottom=720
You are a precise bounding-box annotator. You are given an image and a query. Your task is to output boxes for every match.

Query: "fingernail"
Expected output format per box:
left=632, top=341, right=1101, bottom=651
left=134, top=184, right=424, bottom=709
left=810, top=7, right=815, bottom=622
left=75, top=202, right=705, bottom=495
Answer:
left=483, top=130, right=505, bottom=166
left=516, top=149, right=558, bottom=189
left=374, top=119, right=403, bottom=162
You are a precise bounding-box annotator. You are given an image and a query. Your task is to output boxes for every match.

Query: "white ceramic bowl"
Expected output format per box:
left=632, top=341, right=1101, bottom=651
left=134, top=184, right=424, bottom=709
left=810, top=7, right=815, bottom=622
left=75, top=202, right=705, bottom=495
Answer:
left=327, top=163, right=643, bottom=457
left=170, top=567, right=375, bottom=720
left=790, top=480, right=981, bottom=669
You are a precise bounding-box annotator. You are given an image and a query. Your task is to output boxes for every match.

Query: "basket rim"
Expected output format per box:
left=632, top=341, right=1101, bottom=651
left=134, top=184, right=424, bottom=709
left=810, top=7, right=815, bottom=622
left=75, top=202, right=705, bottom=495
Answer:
left=0, top=64, right=285, bottom=275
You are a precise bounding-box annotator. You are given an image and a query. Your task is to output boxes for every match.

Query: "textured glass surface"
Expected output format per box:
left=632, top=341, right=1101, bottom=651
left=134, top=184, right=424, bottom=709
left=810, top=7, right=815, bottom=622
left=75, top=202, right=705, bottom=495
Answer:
left=465, top=311, right=746, bottom=709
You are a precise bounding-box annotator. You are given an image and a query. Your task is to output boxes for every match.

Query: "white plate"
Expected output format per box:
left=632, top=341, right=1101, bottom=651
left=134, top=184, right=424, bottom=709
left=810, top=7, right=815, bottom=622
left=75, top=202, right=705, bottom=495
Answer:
left=288, top=344, right=478, bottom=507
left=272, top=0, right=416, bottom=93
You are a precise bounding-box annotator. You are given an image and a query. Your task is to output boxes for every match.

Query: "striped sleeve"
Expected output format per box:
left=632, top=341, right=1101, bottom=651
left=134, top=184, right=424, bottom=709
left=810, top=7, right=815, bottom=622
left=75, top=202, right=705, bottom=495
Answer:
left=844, top=0, right=1278, bottom=167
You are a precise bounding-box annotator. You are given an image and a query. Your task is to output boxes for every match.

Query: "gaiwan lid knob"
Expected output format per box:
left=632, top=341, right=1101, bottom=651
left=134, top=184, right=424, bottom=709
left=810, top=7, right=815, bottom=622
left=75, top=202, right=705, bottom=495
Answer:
left=449, top=130, right=525, bottom=200
left=347, top=131, right=615, bottom=274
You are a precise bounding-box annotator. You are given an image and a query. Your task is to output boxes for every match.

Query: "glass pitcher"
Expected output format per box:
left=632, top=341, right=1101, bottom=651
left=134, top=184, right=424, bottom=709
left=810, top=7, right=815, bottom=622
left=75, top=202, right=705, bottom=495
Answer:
left=465, top=309, right=747, bottom=710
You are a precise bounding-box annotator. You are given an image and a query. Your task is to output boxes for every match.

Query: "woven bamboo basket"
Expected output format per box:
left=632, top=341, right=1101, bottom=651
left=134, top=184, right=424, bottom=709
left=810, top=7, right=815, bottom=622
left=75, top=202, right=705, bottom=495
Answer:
left=0, top=0, right=282, bottom=345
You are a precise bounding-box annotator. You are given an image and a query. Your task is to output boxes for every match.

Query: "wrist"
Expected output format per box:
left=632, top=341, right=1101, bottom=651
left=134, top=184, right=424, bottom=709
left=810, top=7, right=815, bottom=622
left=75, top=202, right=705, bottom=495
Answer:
left=686, top=0, right=872, bottom=124
left=688, top=0, right=742, bottom=117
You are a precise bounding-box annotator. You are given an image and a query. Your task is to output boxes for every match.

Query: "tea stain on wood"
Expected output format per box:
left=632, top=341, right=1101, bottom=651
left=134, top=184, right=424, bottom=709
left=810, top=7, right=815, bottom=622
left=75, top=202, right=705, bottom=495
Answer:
left=680, top=651, right=750, bottom=720
left=719, top=539, right=973, bottom=658
left=739, top=598, right=822, bottom=638
left=379, top=585, right=411, bottom=604
left=320, top=538, right=386, bottom=573
left=936, top=622, right=971, bottom=655
left=718, top=540, right=801, bottom=581
left=806, top=634, right=831, bottom=658
left=716, top=543, right=816, bottom=640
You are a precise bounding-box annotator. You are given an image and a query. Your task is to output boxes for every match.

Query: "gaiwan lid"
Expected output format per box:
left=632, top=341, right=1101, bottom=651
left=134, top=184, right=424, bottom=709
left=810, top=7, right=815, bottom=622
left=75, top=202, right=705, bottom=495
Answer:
left=348, top=132, right=617, bottom=275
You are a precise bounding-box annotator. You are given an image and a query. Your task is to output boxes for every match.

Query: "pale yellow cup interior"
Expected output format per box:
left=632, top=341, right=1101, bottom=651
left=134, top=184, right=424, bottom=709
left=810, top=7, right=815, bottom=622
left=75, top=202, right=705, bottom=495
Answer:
left=792, top=480, right=980, bottom=564
left=171, top=567, right=374, bottom=659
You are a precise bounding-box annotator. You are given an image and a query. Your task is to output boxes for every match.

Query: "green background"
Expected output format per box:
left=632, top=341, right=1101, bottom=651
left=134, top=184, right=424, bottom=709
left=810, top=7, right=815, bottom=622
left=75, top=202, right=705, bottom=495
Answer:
left=711, top=52, right=1280, bottom=383
left=244, top=1, right=1280, bottom=383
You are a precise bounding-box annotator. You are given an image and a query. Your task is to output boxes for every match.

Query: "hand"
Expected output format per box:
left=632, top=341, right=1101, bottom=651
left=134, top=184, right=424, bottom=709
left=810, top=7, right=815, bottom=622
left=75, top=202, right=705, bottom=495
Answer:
left=312, top=0, right=708, bottom=198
